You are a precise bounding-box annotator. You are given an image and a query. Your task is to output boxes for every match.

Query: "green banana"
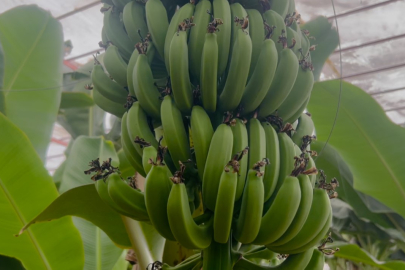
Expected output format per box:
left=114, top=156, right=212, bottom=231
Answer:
left=121, top=112, right=146, bottom=176
left=92, top=85, right=126, bottom=118
left=230, top=119, right=249, bottom=201
left=240, top=37, right=278, bottom=115
left=91, top=64, right=128, bottom=104
left=300, top=30, right=311, bottom=59
left=304, top=249, right=325, bottom=270
left=262, top=10, right=286, bottom=53
left=101, top=26, right=108, bottom=45
left=188, top=0, right=212, bottom=80
left=126, top=102, right=158, bottom=156
left=269, top=0, right=289, bottom=19
left=169, top=27, right=193, bottom=114
left=142, top=144, right=157, bottom=174
left=287, top=0, right=296, bottom=15
left=161, top=95, right=191, bottom=169
left=305, top=152, right=317, bottom=187
left=258, top=36, right=299, bottom=119
left=230, top=3, right=249, bottom=45
left=267, top=188, right=332, bottom=253
left=218, top=29, right=252, bottom=112
left=203, top=239, right=232, bottom=269
left=122, top=1, right=148, bottom=45
left=270, top=174, right=313, bottom=246
left=277, top=66, right=314, bottom=121
left=104, top=44, right=128, bottom=87
left=246, top=9, right=265, bottom=79
left=200, top=31, right=218, bottom=113
left=253, top=176, right=301, bottom=245
left=145, top=163, right=176, bottom=240
left=292, top=113, right=315, bottom=147
left=145, top=0, right=169, bottom=59
left=213, top=0, right=231, bottom=77
left=262, top=122, right=280, bottom=201
left=103, top=7, right=133, bottom=61
left=248, top=118, right=267, bottom=174
left=127, top=42, right=155, bottom=97
left=284, top=96, right=310, bottom=124
left=167, top=179, right=213, bottom=249
left=214, top=162, right=238, bottom=243
left=190, top=106, right=214, bottom=180
left=164, top=1, right=195, bottom=73
left=107, top=173, right=149, bottom=221
left=286, top=26, right=301, bottom=58
left=234, top=166, right=265, bottom=244
left=133, top=52, right=162, bottom=120
left=202, top=123, right=233, bottom=211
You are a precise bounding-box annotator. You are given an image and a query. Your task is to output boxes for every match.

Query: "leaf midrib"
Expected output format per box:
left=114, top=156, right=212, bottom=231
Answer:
left=4, top=15, right=50, bottom=96
left=323, top=88, right=405, bottom=203
left=0, top=177, right=52, bottom=269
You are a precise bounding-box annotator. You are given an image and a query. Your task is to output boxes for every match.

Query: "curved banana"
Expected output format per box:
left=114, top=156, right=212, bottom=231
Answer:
left=305, top=249, right=325, bottom=270
left=142, top=144, right=157, bottom=175
left=277, top=65, right=314, bottom=122
left=127, top=42, right=155, bottom=97
left=167, top=178, right=213, bottom=249
left=107, top=173, right=149, bottom=221
left=218, top=29, right=252, bottom=112
left=126, top=102, right=158, bottom=156
left=305, top=152, right=317, bottom=187
left=190, top=106, right=214, bottom=180
left=169, top=27, right=193, bottom=114
left=240, top=37, right=278, bottom=115
left=253, top=176, right=301, bottom=245
left=246, top=9, right=265, bottom=79
left=202, top=238, right=233, bottom=269
left=262, top=10, right=286, bottom=53
left=269, top=0, right=289, bottom=19
left=213, top=0, right=231, bottom=77
left=91, top=64, right=128, bottom=104
left=188, top=0, right=212, bottom=80
left=214, top=162, right=238, bottom=243
left=230, top=119, right=249, bottom=201
left=286, top=26, right=301, bottom=58
left=267, top=188, right=332, bottom=253
left=202, top=123, right=233, bottom=211
left=284, top=96, right=310, bottom=125
left=230, top=3, right=249, bottom=44
left=271, top=174, right=313, bottom=246
left=292, top=113, right=315, bottom=147
left=161, top=95, right=191, bottom=169
left=145, top=163, right=175, bottom=240
left=200, top=31, right=218, bottom=113
left=122, top=1, right=148, bottom=45
left=104, top=44, right=128, bottom=87
left=258, top=36, right=299, bottom=119
left=103, top=7, right=133, bottom=61
left=234, top=165, right=265, bottom=244
left=287, top=0, right=296, bottom=15
left=92, top=85, right=126, bottom=118
left=248, top=118, right=267, bottom=173
left=133, top=51, right=162, bottom=120
left=121, top=112, right=146, bottom=176
left=164, top=1, right=195, bottom=73
left=262, top=122, right=280, bottom=201
left=145, top=0, right=169, bottom=59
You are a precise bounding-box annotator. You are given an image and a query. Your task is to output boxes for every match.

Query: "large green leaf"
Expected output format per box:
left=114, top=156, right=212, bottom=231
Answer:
left=330, top=243, right=405, bottom=270
left=22, top=184, right=131, bottom=249
left=312, top=141, right=393, bottom=228
left=60, top=92, right=94, bottom=109
left=302, top=16, right=339, bottom=81
left=308, top=80, right=405, bottom=219
left=0, top=112, right=84, bottom=270
left=0, top=6, right=64, bottom=160
left=59, top=136, right=118, bottom=193
left=0, top=42, right=5, bottom=114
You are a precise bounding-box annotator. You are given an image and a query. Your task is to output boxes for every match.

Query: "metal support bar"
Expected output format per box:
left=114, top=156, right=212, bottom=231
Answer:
left=56, top=1, right=101, bottom=20
left=341, top=63, right=405, bottom=80
left=370, top=87, right=405, bottom=96
left=385, top=105, right=405, bottom=112
left=65, top=48, right=103, bottom=61
left=327, top=0, right=401, bottom=20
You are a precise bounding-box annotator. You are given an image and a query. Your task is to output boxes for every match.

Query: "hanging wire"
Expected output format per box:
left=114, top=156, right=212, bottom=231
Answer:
left=314, top=0, right=343, bottom=160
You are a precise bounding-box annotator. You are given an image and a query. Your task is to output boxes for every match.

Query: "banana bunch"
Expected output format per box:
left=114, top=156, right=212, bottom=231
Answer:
left=88, top=0, right=340, bottom=268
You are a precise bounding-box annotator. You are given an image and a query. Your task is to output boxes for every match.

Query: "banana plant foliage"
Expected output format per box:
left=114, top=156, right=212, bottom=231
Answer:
left=308, top=80, right=405, bottom=219
left=0, top=5, right=64, bottom=161
left=0, top=113, right=84, bottom=269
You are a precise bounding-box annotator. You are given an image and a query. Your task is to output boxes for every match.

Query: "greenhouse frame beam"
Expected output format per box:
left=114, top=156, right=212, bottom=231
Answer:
left=370, top=87, right=405, bottom=96
left=56, top=1, right=100, bottom=20
left=327, top=0, right=401, bottom=20
left=341, top=62, right=405, bottom=79
left=385, top=106, right=405, bottom=113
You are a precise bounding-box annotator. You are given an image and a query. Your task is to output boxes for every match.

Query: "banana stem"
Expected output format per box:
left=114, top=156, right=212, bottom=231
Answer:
left=203, top=239, right=233, bottom=270
left=121, top=216, right=166, bottom=269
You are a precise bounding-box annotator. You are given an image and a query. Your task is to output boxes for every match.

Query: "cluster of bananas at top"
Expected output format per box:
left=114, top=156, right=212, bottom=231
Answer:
left=90, top=0, right=338, bottom=268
